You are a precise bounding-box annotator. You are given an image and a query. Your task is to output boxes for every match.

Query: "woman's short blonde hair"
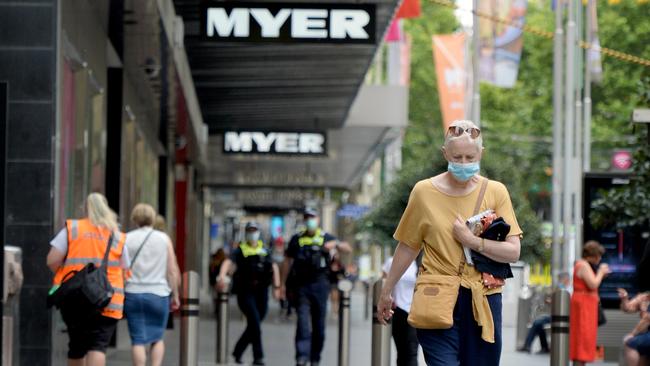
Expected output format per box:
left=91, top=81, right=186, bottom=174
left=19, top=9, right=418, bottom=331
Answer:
left=87, top=193, right=119, bottom=232
left=153, top=215, right=167, bottom=232
left=131, top=203, right=156, bottom=227
left=443, top=119, right=483, bottom=150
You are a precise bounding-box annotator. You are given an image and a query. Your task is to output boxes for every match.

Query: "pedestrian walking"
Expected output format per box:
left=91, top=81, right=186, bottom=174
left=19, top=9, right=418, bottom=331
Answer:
left=280, top=208, right=352, bottom=366
left=217, top=221, right=281, bottom=365
left=46, top=193, right=128, bottom=366
left=376, top=120, right=523, bottom=366
left=569, top=240, right=610, bottom=366
left=382, top=255, right=420, bottom=366
left=124, top=204, right=181, bottom=366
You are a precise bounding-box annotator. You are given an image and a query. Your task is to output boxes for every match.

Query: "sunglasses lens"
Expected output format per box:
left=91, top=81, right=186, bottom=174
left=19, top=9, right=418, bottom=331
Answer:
left=448, top=126, right=461, bottom=137
left=469, top=128, right=481, bottom=138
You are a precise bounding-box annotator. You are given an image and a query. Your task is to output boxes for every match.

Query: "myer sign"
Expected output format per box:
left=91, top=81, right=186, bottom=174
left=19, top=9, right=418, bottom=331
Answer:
left=201, top=2, right=376, bottom=44
left=223, top=131, right=327, bottom=155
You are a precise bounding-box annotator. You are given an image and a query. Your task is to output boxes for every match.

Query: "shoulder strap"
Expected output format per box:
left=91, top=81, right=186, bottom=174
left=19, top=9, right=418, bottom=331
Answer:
left=101, top=232, right=114, bottom=270
left=473, top=178, right=489, bottom=216
left=130, top=230, right=155, bottom=270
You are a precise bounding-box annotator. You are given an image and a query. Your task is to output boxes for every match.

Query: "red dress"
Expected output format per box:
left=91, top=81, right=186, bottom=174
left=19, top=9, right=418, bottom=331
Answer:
left=569, top=260, right=599, bottom=362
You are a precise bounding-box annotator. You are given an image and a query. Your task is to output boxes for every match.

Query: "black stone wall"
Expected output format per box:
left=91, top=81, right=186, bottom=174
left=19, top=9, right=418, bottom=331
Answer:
left=0, top=0, right=58, bottom=364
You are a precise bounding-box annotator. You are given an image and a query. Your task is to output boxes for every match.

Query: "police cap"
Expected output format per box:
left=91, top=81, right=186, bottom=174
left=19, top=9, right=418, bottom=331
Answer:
left=245, top=221, right=260, bottom=231
left=303, top=208, right=318, bottom=218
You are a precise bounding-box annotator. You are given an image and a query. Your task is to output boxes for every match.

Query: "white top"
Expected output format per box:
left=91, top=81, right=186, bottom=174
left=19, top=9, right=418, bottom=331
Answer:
left=50, top=228, right=130, bottom=268
left=382, top=257, right=418, bottom=313
left=124, top=227, right=172, bottom=296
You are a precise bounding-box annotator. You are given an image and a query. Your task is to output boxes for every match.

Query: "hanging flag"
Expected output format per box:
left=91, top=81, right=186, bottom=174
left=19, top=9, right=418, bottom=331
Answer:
left=396, top=0, right=421, bottom=19
left=478, top=0, right=528, bottom=88
left=400, top=34, right=412, bottom=86
left=385, top=19, right=402, bottom=42
left=587, top=0, right=603, bottom=83
left=432, top=33, right=467, bottom=130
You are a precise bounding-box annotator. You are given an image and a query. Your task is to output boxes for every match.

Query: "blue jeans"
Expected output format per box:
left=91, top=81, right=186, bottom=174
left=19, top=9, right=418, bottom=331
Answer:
left=295, top=279, right=330, bottom=362
left=417, top=287, right=502, bottom=366
left=523, top=315, right=550, bottom=351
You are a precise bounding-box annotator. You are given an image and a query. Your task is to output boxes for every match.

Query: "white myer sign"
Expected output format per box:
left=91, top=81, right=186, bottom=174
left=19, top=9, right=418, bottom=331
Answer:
left=223, top=131, right=327, bottom=155
left=202, top=2, right=376, bottom=44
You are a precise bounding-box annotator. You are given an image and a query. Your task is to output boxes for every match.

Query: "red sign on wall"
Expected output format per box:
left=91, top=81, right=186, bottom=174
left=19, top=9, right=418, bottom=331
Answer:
left=611, top=150, right=632, bottom=170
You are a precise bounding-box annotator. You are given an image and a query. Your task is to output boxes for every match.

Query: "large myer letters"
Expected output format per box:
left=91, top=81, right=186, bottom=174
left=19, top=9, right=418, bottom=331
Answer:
left=202, top=2, right=376, bottom=44
left=224, top=131, right=327, bottom=155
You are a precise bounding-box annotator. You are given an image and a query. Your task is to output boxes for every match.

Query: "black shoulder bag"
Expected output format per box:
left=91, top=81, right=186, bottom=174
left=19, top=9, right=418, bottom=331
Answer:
left=47, top=233, right=115, bottom=313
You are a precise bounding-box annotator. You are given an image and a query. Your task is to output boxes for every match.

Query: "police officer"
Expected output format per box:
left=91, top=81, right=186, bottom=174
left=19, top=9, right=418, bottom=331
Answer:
left=281, top=208, right=352, bottom=366
left=217, top=221, right=280, bottom=366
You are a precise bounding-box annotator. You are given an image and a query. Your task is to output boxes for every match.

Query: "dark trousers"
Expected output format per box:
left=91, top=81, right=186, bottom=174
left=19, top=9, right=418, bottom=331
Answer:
left=392, top=307, right=419, bottom=366
left=233, top=288, right=269, bottom=360
left=523, top=315, right=550, bottom=351
left=417, top=287, right=502, bottom=366
left=295, top=279, right=329, bottom=362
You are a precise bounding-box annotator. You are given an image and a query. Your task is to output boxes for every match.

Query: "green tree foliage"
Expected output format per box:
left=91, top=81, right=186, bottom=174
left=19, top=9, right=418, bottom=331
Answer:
left=590, top=77, right=650, bottom=228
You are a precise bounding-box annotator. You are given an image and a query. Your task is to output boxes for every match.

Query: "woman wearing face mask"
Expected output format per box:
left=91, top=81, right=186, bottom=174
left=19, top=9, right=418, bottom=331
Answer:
left=217, top=221, right=281, bottom=365
left=376, top=120, right=523, bottom=366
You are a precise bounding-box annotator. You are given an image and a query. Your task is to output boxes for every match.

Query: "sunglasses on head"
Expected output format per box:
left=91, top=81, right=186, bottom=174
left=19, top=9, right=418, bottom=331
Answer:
left=446, top=126, right=481, bottom=139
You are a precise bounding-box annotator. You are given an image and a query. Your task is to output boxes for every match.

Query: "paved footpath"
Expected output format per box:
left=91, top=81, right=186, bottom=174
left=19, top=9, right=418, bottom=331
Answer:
left=106, top=288, right=617, bottom=366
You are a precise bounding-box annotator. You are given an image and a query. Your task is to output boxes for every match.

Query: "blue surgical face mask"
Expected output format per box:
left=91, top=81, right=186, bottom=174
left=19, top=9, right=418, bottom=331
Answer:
left=245, top=232, right=260, bottom=243
left=447, top=161, right=480, bottom=182
left=306, top=218, right=318, bottom=231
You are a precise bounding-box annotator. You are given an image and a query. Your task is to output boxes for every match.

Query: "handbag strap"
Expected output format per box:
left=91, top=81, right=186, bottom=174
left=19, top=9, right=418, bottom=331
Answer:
left=458, top=177, right=489, bottom=275
left=101, top=232, right=114, bottom=271
left=473, top=177, right=489, bottom=216
left=130, top=229, right=154, bottom=270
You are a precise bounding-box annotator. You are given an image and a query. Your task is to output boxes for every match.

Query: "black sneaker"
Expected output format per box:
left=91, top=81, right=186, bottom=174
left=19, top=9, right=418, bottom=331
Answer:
left=537, top=348, right=550, bottom=354
left=232, top=353, right=243, bottom=364
left=516, top=346, right=531, bottom=353
left=253, top=359, right=265, bottom=365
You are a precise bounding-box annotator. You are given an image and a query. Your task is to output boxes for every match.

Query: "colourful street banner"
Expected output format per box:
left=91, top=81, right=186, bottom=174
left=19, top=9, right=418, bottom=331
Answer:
left=385, top=19, right=402, bottom=42
left=478, top=0, right=527, bottom=88
left=432, top=33, right=467, bottom=130
left=587, top=0, right=603, bottom=83
left=396, top=0, right=421, bottom=19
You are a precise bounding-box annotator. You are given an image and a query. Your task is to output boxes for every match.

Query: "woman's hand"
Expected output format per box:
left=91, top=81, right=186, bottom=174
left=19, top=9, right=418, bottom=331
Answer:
left=376, top=290, right=394, bottom=325
left=598, top=263, right=612, bottom=277
left=171, top=293, right=180, bottom=311
left=452, top=215, right=478, bottom=249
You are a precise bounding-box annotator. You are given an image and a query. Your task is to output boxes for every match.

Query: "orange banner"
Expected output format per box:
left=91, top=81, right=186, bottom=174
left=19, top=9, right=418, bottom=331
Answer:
left=432, top=33, right=467, bottom=130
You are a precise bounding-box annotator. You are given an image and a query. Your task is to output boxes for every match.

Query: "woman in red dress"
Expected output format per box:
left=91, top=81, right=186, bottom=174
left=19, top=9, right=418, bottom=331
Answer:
left=570, top=241, right=611, bottom=366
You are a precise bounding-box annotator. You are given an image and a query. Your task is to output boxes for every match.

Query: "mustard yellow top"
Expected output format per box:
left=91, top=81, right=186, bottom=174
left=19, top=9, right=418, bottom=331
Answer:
left=393, top=177, right=523, bottom=343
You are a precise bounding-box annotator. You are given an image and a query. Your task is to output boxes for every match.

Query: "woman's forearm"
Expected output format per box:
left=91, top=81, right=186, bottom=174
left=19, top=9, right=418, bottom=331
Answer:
left=382, top=243, right=419, bottom=295
left=471, top=236, right=521, bottom=263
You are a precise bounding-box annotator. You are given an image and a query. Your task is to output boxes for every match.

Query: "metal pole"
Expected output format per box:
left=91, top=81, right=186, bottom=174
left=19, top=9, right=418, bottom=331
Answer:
left=550, top=289, right=571, bottom=366
left=364, top=281, right=371, bottom=320
left=180, top=271, right=200, bottom=366
left=573, top=0, right=584, bottom=261
left=216, top=284, right=230, bottom=365
left=563, top=0, right=576, bottom=273
left=472, top=0, right=481, bottom=126
left=551, top=0, right=565, bottom=283
left=583, top=0, right=593, bottom=172
left=338, top=279, right=353, bottom=366
left=371, top=279, right=391, bottom=366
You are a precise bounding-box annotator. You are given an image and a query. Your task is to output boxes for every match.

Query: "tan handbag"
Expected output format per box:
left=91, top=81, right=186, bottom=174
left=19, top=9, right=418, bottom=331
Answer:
left=407, top=178, right=488, bottom=329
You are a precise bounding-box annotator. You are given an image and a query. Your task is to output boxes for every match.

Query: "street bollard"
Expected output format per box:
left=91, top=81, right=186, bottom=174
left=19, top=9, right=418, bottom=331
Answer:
left=371, top=278, right=391, bottom=366
left=364, top=281, right=370, bottom=320
left=216, top=278, right=230, bottom=365
left=515, top=285, right=533, bottom=349
left=180, top=271, right=200, bottom=366
left=338, top=279, right=353, bottom=366
left=550, top=288, right=571, bottom=366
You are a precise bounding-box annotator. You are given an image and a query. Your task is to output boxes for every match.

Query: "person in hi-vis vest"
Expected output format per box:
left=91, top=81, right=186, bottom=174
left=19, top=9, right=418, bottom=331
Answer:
left=218, top=221, right=281, bottom=365
left=46, top=193, right=129, bottom=366
left=280, top=208, right=352, bottom=366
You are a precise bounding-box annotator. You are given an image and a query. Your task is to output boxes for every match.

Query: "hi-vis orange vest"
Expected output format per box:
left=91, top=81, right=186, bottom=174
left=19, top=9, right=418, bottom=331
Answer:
left=52, top=218, right=126, bottom=319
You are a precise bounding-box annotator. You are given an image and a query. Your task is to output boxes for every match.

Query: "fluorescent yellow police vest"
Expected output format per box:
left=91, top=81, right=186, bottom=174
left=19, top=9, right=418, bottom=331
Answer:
left=239, top=241, right=267, bottom=257
left=298, top=229, right=325, bottom=247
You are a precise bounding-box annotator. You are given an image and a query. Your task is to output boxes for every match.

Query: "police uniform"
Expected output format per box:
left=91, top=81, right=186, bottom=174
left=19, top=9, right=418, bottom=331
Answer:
left=230, top=240, right=274, bottom=364
left=286, top=228, right=337, bottom=365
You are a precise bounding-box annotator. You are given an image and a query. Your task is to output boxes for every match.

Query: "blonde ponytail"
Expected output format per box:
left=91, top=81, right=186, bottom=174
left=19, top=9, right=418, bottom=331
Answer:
left=86, top=193, right=119, bottom=232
